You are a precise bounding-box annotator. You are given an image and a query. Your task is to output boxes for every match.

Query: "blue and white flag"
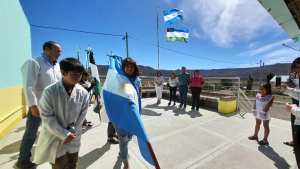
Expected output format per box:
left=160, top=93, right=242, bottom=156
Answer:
left=166, top=27, right=189, bottom=42
left=163, top=8, right=183, bottom=25
left=101, top=56, right=155, bottom=166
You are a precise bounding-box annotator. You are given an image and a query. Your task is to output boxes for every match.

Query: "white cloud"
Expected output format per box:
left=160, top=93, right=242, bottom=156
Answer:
left=178, top=0, right=281, bottom=47
left=239, top=39, right=291, bottom=56
left=261, top=48, right=299, bottom=64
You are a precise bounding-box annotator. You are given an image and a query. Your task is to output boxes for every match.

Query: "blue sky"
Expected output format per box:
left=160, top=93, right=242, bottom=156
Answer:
left=20, top=0, right=300, bottom=70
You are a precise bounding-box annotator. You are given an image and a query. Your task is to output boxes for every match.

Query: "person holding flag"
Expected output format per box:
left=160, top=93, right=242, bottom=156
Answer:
left=101, top=56, right=160, bottom=169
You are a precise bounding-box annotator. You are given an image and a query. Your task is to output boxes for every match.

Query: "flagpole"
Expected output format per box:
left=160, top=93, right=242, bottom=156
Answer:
left=147, top=142, right=161, bottom=169
left=156, top=10, right=160, bottom=70
left=125, top=32, right=129, bottom=58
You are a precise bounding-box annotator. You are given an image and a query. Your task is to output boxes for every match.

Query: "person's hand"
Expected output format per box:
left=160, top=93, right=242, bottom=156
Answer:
left=286, top=103, right=297, bottom=112
left=64, top=133, right=76, bottom=144
left=30, top=105, right=40, bottom=117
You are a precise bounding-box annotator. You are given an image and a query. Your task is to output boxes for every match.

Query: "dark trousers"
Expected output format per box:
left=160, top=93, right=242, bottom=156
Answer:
left=291, top=99, right=298, bottom=142
left=294, top=125, right=300, bottom=168
left=191, top=87, right=202, bottom=109
left=169, top=87, right=177, bottom=103
left=18, top=110, right=41, bottom=162
left=179, top=85, right=188, bottom=106
left=107, top=122, right=116, bottom=138
left=52, top=152, right=78, bottom=169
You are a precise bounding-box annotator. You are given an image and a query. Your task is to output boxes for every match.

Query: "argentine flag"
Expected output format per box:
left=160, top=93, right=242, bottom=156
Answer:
left=101, top=56, right=157, bottom=166
left=166, top=27, right=189, bottom=42
left=163, top=8, right=183, bottom=25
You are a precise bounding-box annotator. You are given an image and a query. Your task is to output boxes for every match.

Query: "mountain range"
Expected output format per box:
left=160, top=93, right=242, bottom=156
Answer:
left=97, top=63, right=291, bottom=80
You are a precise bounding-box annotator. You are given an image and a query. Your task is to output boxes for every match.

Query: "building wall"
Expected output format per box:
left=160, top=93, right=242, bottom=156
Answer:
left=0, top=0, right=31, bottom=138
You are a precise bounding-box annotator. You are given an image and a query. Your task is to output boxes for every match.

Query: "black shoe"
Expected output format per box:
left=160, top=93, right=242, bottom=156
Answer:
left=173, top=102, right=176, bottom=106
left=196, top=107, right=200, bottom=111
left=179, top=104, right=183, bottom=108
left=107, top=137, right=119, bottom=144
left=191, top=107, right=195, bottom=110
left=14, top=160, right=37, bottom=169
left=168, top=102, right=171, bottom=106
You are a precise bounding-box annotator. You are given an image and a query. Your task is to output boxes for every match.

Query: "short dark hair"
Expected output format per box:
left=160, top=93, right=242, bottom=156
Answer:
left=291, top=57, right=300, bottom=71
left=59, top=57, right=84, bottom=74
left=122, top=57, right=139, bottom=77
left=43, top=41, right=59, bottom=51
left=261, top=83, right=272, bottom=95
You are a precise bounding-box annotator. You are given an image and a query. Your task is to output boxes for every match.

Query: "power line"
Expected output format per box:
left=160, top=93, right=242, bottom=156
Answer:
left=128, top=35, right=242, bottom=65
left=30, top=24, right=244, bottom=65
left=30, top=24, right=124, bottom=37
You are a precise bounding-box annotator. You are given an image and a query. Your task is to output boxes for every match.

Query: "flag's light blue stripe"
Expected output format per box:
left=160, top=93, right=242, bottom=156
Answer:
left=163, top=8, right=180, bottom=16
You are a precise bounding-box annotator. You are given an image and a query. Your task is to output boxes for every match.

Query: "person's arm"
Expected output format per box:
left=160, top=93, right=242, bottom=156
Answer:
left=39, top=89, right=70, bottom=141
left=21, top=59, right=40, bottom=116
left=75, top=93, right=89, bottom=131
left=263, top=96, right=274, bottom=112
left=290, top=105, right=300, bottom=119
left=285, top=87, right=300, bottom=100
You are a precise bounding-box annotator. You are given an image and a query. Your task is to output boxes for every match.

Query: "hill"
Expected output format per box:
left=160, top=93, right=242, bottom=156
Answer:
left=97, top=63, right=291, bottom=80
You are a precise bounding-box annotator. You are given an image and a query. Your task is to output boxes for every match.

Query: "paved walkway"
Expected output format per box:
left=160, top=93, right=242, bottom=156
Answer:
left=0, top=98, right=297, bottom=169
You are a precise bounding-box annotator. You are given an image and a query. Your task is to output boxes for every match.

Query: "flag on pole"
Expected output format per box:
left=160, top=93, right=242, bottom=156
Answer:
left=166, top=27, right=189, bottom=42
left=101, top=55, right=157, bottom=166
left=163, top=8, right=183, bottom=25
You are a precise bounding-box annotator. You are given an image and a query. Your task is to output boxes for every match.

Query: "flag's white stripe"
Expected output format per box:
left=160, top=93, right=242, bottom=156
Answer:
left=166, top=31, right=189, bottom=38
left=102, top=69, right=139, bottom=105
left=164, top=12, right=179, bottom=22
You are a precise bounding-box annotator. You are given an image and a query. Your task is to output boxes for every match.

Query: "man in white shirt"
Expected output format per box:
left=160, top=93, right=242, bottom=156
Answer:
left=15, top=41, right=62, bottom=169
left=33, top=58, right=89, bottom=169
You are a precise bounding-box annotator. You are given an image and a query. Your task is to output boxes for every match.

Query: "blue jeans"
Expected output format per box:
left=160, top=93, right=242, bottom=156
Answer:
left=179, top=85, right=188, bottom=106
left=116, top=127, right=132, bottom=162
left=18, top=110, right=41, bottom=162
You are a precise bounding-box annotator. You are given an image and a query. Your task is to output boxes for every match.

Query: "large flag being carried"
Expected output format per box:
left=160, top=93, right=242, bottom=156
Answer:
left=166, top=27, right=189, bottom=42
left=163, top=8, right=183, bottom=25
left=101, top=56, right=158, bottom=167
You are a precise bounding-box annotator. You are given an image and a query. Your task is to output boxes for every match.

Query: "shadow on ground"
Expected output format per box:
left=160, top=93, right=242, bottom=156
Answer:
left=78, top=142, right=111, bottom=169
left=258, top=145, right=291, bottom=169
left=142, top=108, right=162, bottom=116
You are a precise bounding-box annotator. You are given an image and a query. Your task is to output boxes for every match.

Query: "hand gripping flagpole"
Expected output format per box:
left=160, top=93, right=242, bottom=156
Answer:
left=147, top=142, right=161, bottom=169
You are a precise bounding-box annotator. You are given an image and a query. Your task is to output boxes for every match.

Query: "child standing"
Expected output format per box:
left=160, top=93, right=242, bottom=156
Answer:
left=33, top=58, right=89, bottom=169
left=248, top=83, right=274, bottom=145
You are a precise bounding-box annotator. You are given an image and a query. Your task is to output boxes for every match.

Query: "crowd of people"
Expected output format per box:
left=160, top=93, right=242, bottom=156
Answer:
left=154, top=66, right=205, bottom=111
left=14, top=40, right=300, bottom=169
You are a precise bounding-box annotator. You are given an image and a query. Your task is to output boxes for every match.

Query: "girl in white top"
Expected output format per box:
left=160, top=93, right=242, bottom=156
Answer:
left=168, top=72, right=178, bottom=106
left=154, top=71, right=164, bottom=105
left=248, top=83, right=274, bottom=145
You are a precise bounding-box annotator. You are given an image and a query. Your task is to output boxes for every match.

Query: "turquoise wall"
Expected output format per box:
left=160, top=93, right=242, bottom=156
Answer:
left=0, top=0, right=31, bottom=88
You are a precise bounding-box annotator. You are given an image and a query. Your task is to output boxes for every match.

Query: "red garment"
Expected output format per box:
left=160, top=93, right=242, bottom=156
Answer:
left=189, top=74, right=204, bottom=88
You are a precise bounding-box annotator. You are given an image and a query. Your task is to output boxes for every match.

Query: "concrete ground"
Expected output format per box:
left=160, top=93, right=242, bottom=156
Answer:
left=0, top=98, right=298, bottom=169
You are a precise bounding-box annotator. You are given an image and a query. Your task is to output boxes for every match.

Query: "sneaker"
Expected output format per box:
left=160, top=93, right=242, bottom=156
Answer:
left=14, top=160, right=37, bottom=169
left=258, top=140, right=269, bottom=146
left=107, top=137, right=119, bottom=144
left=248, top=135, right=258, bottom=140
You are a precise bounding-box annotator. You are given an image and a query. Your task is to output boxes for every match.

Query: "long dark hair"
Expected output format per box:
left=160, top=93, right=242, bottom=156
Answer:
left=261, top=83, right=272, bottom=95
left=291, top=57, right=300, bottom=72
left=122, top=57, right=139, bottom=78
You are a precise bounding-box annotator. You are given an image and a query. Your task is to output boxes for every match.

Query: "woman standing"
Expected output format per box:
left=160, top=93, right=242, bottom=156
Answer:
left=154, top=71, right=164, bottom=105
left=168, top=72, right=178, bottom=106
left=189, top=70, right=205, bottom=111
